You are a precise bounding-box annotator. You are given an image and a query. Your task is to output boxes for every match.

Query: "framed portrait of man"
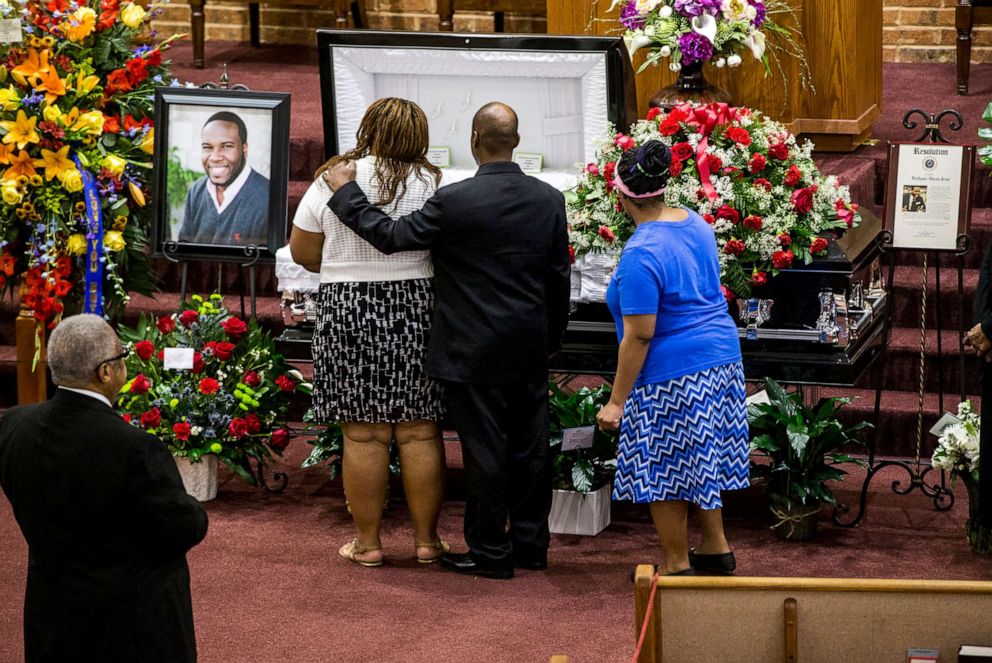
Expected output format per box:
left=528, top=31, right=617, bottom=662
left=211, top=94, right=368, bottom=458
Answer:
left=151, top=87, right=291, bottom=261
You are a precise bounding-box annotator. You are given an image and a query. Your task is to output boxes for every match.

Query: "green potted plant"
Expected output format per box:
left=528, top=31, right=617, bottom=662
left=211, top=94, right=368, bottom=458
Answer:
left=548, top=382, right=616, bottom=535
left=748, top=378, right=869, bottom=540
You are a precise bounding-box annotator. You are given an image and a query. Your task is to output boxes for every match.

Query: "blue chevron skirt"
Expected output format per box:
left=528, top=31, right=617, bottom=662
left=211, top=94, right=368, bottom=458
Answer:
left=612, top=362, right=750, bottom=510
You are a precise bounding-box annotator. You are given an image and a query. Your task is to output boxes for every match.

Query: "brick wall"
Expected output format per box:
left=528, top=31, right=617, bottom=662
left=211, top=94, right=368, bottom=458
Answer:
left=884, top=0, right=992, bottom=63
left=152, top=1, right=546, bottom=48
left=151, top=0, right=985, bottom=64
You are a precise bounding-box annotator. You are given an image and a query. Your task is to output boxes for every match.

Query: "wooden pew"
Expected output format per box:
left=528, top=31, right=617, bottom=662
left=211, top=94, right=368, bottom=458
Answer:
left=632, top=565, right=992, bottom=663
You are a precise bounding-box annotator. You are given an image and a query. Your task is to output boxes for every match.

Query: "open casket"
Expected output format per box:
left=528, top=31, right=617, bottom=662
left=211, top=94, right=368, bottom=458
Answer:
left=556, top=212, right=888, bottom=386
left=316, top=29, right=637, bottom=185
left=275, top=30, right=636, bottom=359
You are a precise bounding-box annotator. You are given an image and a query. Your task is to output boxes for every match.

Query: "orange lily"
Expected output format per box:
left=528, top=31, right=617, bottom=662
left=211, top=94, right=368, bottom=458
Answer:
left=0, top=143, right=12, bottom=166
left=4, top=150, right=38, bottom=181
left=10, top=49, right=50, bottom=87
left=36, top=67, right=66, bottom=106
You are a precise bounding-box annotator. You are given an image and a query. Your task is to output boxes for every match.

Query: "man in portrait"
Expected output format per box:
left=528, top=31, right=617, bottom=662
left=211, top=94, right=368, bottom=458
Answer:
left=178, top=110, right=270, bottom=246
left=901, top=186, right=927, bottom=213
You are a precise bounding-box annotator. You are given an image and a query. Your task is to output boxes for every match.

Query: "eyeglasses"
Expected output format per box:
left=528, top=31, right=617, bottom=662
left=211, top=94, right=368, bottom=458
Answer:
left=94, top=346, right=129, bottom=373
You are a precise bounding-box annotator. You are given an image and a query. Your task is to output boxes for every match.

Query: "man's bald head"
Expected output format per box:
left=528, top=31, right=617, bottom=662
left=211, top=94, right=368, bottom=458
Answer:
left=471, top=102, right=520, bottom=162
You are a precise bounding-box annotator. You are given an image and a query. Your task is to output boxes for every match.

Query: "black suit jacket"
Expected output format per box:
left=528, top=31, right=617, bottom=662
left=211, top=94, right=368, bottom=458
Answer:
left=0, top=389, right=208, bottom=663
left=329, top=161, right=571, bottom=384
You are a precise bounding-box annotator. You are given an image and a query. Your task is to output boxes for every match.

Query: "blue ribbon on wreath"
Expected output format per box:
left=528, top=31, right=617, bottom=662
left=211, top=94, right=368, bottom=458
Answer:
left=73, top=154, right=103, bottom=315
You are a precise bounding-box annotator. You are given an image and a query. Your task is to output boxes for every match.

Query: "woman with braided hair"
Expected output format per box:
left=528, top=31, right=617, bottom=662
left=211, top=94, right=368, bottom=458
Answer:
left=290, top=98, right=448, bottom=567
left=595, top=140, right=749, bottom=576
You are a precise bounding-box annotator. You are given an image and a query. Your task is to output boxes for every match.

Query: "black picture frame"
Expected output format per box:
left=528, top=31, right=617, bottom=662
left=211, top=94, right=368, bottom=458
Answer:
left=315, top=29, right=636, bottom=160
left=151, top=87, right=291, bottom=262
left=882, top=141, right=974, bottom=253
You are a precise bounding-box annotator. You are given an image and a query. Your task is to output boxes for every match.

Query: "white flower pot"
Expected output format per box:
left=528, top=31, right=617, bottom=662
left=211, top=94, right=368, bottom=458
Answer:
left=549, top=484, right=611, bottom=536
left=174, top=454, right=218, bottom=502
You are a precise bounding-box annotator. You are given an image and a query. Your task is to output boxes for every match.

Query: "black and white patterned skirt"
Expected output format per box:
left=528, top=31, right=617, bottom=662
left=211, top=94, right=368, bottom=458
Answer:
left=311, top=278, right=444, bottom=423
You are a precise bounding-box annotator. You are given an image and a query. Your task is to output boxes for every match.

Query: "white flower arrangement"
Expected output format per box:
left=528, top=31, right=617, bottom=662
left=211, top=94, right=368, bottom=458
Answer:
left=932, top=401, right=980, bottom=482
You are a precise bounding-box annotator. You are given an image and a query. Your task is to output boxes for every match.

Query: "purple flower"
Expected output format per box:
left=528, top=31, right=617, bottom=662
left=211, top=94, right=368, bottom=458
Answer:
left=752, top=1, right=766, bottom=27
left=673, top=0, right=721, bottom=17
left=678, top=32, right=714, bottom=65
left=620, top=0, right=646, bottom=30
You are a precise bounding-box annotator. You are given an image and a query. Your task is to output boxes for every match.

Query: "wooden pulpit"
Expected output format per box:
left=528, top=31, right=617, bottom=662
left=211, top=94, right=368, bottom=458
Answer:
left=546, top=1, right=881, bottom=152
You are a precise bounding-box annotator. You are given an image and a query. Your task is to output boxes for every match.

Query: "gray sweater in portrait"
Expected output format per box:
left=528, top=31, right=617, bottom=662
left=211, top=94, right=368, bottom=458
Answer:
left=178, top=169, right=270, bottom=246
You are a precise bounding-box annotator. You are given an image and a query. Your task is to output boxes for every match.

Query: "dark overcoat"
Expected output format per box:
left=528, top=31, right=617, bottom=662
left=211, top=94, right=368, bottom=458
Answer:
left=0, top=389, right=208, bottom=663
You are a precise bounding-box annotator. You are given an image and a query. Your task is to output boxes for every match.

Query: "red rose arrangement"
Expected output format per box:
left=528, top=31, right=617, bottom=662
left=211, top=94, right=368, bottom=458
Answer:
left=566, top=102, right=862, bottom=299
left=116, top=294, right=311, bottom=486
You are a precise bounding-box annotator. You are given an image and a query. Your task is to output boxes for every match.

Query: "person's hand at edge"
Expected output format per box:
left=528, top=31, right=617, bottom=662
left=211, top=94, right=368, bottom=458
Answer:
left=596, top=401, right=623, bottom=433
left=322, top=160, right=356, bottom=193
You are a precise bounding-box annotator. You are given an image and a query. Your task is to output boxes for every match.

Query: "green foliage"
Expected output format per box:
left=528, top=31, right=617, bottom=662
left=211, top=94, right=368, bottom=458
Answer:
left=549, top=382, right=616, bottom=493
left=166, top=148, right=203, bottom=211
left=748, top=378, right=870, bottom=509
left=979, top=102, right=992, bottom=167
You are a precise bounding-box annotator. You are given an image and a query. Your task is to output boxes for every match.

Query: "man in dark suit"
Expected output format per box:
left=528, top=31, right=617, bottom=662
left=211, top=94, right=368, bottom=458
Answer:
left=966, top=247, right=992, bottom=538
left=323, top=102, right=571, bottom=579
left=0, top=314, right=208, bottom=662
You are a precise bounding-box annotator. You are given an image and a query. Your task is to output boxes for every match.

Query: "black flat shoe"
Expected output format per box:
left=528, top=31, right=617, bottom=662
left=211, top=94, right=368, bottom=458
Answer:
left=440, top=552, right=514, bottom=580
left=688, top=549, right=736, bottom=575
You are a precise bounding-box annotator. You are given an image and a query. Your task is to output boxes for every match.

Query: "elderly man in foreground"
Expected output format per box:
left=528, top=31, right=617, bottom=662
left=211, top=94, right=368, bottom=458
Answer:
left=0, top=314, right=208, bottom=663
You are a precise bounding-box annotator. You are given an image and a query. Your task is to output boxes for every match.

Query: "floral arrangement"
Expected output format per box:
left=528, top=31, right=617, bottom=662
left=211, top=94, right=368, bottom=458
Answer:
left=565, top=102, right=862, bottom=299
left=931, top=401, right=989, bottom=554
left=614, top=0, right=805, bottom=77
left=0, top=0, right=178, bottom=333
left=116, top=295, right=311, bottom=485
left=932, top=401, right=980, bottom=483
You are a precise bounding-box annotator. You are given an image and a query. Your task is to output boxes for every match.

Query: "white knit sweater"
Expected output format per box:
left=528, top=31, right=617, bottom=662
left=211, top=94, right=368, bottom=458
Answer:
left=292, top=156, right=438, bottom=283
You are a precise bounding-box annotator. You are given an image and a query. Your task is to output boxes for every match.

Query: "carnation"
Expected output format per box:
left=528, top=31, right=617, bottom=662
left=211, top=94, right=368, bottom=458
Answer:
left=620, top=1, right=647, bottom=30
left=674, top=0, right=722, bottom=16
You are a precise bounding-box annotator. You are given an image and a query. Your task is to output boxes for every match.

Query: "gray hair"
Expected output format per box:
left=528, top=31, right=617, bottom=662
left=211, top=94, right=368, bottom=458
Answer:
left=48, top=314, right=119, bottom=387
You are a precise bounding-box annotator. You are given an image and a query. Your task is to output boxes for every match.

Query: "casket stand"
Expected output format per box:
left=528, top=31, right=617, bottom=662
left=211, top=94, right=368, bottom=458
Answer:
left=553, top=212, right=888, bottom=388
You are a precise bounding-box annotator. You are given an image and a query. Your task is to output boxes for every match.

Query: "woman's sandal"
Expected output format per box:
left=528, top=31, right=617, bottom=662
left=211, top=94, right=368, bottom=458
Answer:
left=415, top=540, right=450, bottom=565
left=339, top=540, right=384, bottom=568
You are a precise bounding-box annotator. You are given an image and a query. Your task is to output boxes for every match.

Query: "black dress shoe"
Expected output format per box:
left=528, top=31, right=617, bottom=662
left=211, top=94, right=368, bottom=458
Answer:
left=688, top=549, right=736, bottom=575
left=440, top=552, right=514, bottom=580
left=513, top=555, right=548, bottom=571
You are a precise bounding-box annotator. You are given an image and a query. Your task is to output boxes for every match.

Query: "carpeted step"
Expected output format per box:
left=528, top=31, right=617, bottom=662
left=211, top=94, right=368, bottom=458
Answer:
left=889, top=264, right=978, bottom=330
left=875, top=327, right=982, bottom=394
left=815, top=154, right=881, bottom=216
left=825, top=386, right=981, bottom=458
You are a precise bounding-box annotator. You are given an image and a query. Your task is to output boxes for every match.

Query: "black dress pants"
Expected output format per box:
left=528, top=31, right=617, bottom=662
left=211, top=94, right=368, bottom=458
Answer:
left=443, top=379, right=551, bottom=565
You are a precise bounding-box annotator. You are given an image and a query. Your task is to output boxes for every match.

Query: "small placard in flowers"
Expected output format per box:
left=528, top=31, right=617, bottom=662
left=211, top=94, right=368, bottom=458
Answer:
left=0, top=19, right=22, bottom=42
left=163, top=347, right=194, bottom=370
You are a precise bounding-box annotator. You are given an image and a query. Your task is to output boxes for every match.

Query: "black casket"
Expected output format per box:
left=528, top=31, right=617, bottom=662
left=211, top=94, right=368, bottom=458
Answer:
left=552, top=212, right=888, bottom=386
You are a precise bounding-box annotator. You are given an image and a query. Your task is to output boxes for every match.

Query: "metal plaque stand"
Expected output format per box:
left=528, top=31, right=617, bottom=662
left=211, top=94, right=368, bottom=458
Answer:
left=834, top=109, right=970, bottom=526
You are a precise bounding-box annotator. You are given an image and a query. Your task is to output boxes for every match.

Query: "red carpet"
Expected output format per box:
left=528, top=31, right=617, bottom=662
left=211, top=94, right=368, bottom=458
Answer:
left=1, top=440, right=991, bottom=663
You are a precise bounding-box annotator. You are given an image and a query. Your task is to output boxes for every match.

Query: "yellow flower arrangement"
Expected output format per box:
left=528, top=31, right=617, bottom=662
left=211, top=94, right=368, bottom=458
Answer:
left=0, top=0, right=176, bottom=330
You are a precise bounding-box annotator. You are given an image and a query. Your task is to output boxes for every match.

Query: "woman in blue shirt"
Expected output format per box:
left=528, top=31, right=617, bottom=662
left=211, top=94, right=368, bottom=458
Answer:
left=595, top=141, right=749, bottom=576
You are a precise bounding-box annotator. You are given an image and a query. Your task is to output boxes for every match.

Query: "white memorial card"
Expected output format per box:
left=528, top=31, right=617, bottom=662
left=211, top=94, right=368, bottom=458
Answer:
left=929, top=412, right=962, bottom=437
left=561, top=425, right=595, bottom=451
left=891, top=144, right=966, bottom=250
left=514, top=152, right=544, bottom=174
left=163, top=347, right=194, bottom=370
left=0, top=19, right=22, bottom=43
left=426, top=147, right=450, bottom=168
